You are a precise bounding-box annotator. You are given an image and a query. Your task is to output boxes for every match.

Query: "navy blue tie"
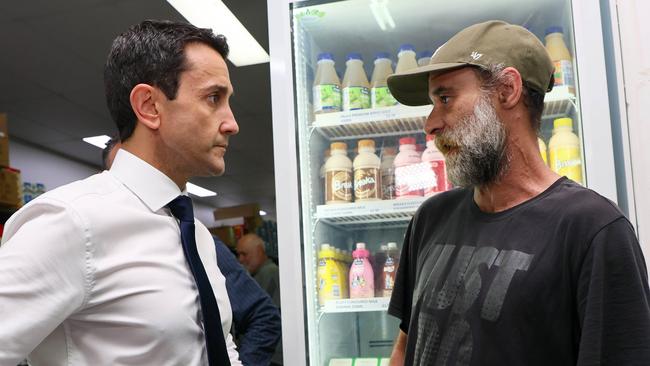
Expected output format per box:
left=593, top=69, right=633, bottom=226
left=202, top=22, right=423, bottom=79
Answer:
left=167, top=195, right=231, bottom=366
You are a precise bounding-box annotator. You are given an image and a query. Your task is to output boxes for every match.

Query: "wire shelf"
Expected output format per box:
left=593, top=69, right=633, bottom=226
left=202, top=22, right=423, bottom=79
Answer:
left=315, top=197, right=427, bottom=228
left=542, top=86, right=577, bottom=120
left=319, top=297, right=391, bottom=314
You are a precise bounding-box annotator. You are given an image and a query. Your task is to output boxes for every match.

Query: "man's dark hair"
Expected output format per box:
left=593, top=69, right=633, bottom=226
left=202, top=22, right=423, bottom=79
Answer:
left=104, top=20, right=229, bottom=141
left=473, top=65, right=546, bottom=132
left=102, top=136, right=119, bottom=170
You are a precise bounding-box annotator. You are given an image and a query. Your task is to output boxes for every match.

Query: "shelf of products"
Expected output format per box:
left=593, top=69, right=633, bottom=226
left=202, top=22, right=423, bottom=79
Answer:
left=315, top=197, right=427, bottom=227
left=320, top=297, right=391, bottom=314
left=311, top=86, right=576, bottom=141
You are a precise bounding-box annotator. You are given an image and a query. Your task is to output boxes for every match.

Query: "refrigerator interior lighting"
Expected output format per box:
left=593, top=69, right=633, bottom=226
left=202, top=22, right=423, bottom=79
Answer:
left=370, top=0, right=395, bottom=31
left=82, top=135, right=111, bottom=149
left=259, top=210, right=268, bottom=216
left=167, top=0, right=270, bottom=66
left=187, top=182, right=218, bottom=197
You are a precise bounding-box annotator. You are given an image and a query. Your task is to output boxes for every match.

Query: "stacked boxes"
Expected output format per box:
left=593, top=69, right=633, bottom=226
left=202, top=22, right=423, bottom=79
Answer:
left=0, top=114, right=21, bottom=208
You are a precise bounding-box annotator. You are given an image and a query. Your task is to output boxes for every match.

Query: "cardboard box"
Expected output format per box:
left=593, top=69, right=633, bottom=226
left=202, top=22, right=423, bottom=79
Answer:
left=213, top=203, right=260, bottom=220
left=0, top=114, right=8, bottom=168
left=0, top=167, right=22, bottom=208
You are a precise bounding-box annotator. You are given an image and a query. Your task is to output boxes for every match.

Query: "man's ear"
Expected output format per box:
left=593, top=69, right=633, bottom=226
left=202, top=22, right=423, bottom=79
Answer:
left=130, top=84, right=161, bottom=130
left=497, top=67, right=523, bottom=110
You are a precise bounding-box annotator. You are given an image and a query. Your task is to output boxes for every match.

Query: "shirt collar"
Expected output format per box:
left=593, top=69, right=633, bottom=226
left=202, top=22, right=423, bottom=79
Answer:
left=110, top=149, right=186, bottom=212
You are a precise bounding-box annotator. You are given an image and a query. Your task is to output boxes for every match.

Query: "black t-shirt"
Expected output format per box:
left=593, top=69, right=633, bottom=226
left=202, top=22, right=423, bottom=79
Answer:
left=388, top=177, right=650, bottom=365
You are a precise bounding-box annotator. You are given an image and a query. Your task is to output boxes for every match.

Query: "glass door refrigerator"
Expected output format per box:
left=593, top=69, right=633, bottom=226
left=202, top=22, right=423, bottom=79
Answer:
left=267, top=0, right=618, bottom=365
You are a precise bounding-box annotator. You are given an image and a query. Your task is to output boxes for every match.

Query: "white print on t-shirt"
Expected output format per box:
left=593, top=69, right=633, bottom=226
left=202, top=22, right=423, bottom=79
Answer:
left=411, top=244, right=534, bottom=366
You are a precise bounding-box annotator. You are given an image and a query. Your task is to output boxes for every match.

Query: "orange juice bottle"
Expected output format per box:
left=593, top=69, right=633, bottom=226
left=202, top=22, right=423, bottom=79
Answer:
left=545, top=26, right=575, bottom=90
left=549, top=117, right=583, bottom=184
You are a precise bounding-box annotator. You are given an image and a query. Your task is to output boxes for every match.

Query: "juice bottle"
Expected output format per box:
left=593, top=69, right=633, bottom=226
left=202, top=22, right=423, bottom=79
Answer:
left=342, top=53, right=371, bottom=111
left=380, top=242, right=399, bottom=297
left=370, top=52, right=398, bottom=108
left=373, top=244, right=388, bottom=296
left=324, top=142, right=353, bottom=204
left=417, top=50, right=433, bottom=67
left=353, top=139, right=381, bottom=201
left=538, top=137, right=548, bottom=166
left=380, top=147, right=397, bottom=200
left=317, top=244, right=343, bottom=305
left=421, top=134, right=449, bottom=195
left=394, top=137, right=423, bottom=198
left=549, top=117, right=583, bottom=184
left=395, top=44, right=418, bottom=73
left=545, top=27, right=575, bottom=90
left=313, top=53, right=342, bottom=114
left=349, top=243, right=374, bottom=298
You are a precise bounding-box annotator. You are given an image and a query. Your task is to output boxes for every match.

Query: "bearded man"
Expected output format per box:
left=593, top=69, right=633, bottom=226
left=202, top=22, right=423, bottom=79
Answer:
left=385, top=20, right=650, bottom=366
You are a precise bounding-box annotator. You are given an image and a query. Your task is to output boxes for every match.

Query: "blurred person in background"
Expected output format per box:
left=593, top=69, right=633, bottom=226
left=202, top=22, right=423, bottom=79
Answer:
left=237, top=233, right=283, bottom=365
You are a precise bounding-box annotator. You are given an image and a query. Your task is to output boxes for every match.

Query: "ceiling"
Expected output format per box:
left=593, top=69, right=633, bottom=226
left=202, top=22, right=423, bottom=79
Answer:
left=0, top=0, right=277, bottom=219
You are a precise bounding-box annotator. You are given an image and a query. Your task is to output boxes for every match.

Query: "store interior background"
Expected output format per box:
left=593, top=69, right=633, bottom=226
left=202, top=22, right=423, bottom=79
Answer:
left=0, top=0, right=276, bottom=250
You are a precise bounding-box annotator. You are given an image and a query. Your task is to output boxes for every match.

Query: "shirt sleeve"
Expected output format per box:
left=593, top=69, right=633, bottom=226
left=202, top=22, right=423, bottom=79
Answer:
left=0, top=199, right=90, bottom=364
left=213, top=238, right=281, bottom=366
left=576, top=217, right=650, bottom=365
left=388, top=218, right=416, bottom=334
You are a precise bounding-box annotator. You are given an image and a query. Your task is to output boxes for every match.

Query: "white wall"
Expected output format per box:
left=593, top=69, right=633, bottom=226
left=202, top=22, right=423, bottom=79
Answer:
left=9, top=139, right=218, bottom=226
left=611, top=0, right=650, bottom=258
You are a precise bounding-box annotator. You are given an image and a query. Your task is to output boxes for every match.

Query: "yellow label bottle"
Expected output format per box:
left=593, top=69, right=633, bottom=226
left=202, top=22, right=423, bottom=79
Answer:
left=549, top=117, right=583, bottom=184
left=317, top=244, right=344, bottom=305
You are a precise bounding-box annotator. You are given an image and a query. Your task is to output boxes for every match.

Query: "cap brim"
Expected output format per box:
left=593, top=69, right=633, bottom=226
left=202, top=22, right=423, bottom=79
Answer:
left=387, top=62, right=469, bottom=106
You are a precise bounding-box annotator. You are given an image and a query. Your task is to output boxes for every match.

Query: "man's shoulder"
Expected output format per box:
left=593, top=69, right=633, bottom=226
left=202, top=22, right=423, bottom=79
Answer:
left=415, top=187, right=470, bottom=220
left=35, top=172, right=120, bottom=207
left=258, top=260, right=279, bottom=276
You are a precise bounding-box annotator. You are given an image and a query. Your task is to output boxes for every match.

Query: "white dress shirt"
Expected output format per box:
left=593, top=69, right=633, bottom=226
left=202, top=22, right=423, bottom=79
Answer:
left=0, top=149, right=241, bottom=366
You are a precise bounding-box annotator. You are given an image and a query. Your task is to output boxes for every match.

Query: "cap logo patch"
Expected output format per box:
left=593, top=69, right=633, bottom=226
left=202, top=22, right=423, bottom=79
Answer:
left=470, top=51, right=483, bottom=60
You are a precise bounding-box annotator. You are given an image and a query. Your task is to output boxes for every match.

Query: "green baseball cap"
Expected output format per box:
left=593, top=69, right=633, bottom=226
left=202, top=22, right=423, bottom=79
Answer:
left=387, top=20, right=555, bottom=106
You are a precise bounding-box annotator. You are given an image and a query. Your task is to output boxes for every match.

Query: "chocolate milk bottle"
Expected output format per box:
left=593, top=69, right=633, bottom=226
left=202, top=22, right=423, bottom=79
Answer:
left=353, top=139, right=381, bottom=201
left=324, top=142, right=353, bottom=204
left=380, top=147, right=397, bottom=200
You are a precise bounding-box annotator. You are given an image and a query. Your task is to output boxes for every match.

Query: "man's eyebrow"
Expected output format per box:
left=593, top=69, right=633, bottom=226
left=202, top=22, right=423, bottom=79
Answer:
left=430, top=86, right=454, bottom=96
left=200, top=84, right=232, bottom=95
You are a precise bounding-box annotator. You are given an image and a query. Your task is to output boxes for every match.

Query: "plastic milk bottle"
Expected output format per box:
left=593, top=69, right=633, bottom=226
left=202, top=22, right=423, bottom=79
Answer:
left=395, top=44, right=418, bottom=73
left=370, top=52, right=398, bottom=108
left=421, top=134, right=449, bottom=195
left=313, top=53, right=341, bottom=114
left=545, top=27, right=574, bottom=90
left=353, top=139, right=381, bottom=201
left=324, top=142, right=353, bottom=204
left=549, top=117, right=583, bottom=184
left=380, top=242, right=399, bottom=297
left=318, top=244, right=344, bottom=305
left=342, top=53, right=371, bottom=111
left=417, top=50, right=433, bottom=67
left=394, top=137, right=423, bottom=198
left=380, top=147, right=397, bottom=200
left=349, top=243, right=374, bottom=298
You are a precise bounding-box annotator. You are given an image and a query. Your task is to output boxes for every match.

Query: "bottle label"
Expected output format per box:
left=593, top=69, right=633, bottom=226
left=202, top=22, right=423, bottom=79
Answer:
left=395, top=163, right=426, bottom=197
left=354, top=167, right=380, bottom=200
left=318, top=258, right=342, bottom=303
left=343, top=86, right=370, bottom=110
left=423, top=159, right=449, bottom=196
left=325, top=169, right=353, bottom=203
left=313, top=84, right=341, bottom=113
left=550, top=146, right=583, bottom=184
left=553, top=60, right=574, bottom=87
left=381, top=169, right=396, bottom=200
left=371, top=86, right=398, bottom=108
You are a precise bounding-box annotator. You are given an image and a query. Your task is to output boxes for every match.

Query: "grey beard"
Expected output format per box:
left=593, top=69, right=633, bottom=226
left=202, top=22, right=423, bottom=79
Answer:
left=435, top=94, right=509, bottom=188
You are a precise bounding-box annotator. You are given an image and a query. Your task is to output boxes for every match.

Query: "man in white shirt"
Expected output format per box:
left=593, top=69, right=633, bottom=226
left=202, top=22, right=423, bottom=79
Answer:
left=0, top=20, right=241, bottom=365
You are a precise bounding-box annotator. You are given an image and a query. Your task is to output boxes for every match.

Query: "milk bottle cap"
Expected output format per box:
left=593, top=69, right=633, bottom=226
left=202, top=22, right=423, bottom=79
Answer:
left=331, top=142, right=348, bottom=151
left=398, top=44, right=416, bottom=53
left=347, top=52, right=363, bottom=61
left=321, top=243, right=331, bottom=250
left=426, top=134, right=436, bottom=141
left=399, top=137, right=416, bottom=145
left=358, top=139, right=375, bottom=149
left=553, top=117, right=573, bottom=129
left=375, top=52, right=391, bottom=60
left=317, top=52, right=335, bottom=61
left=545, top=26, right=563, bottom=35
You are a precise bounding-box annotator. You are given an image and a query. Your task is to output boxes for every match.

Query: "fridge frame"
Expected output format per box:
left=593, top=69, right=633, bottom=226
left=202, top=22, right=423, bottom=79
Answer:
left=267, top=1, right=619, bottom=364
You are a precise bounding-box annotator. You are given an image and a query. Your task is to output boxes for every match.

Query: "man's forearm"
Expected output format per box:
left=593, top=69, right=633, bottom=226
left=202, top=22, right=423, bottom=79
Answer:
left=389, top=330, right=407, bottom=366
